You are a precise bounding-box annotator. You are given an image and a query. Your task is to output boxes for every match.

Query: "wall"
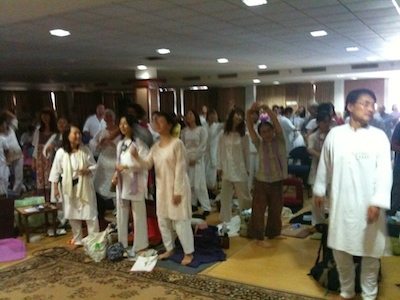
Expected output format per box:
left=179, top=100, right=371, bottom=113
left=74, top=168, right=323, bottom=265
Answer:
left=344, top=79, right=385, bottom=106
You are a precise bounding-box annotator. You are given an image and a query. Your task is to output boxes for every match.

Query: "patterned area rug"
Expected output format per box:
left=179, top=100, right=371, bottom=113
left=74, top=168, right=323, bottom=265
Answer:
left=0, top=247, right=322, bottom=300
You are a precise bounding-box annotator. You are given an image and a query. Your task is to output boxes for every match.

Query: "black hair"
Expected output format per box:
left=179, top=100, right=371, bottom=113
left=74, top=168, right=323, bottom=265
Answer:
left=257, top=121, right=274, bottom=134
left=61, top=125, right=80, bottom=154
left=39, top=107, right=58, bottom=133
left=345, top=89, right=377, bottom=112
left=284, top=107, right=293, bottom=115
left=297, top=106, right=306, bottom=118
left=186, top=109, right=202, bottom=126
left=316, top=111, right=331, bottom=123
left=157, top=112, right=178, bottom=135
left=224, top=108, right=246, bottom=136
left=206, top=108, right=219, bottom=122
left=317, top=103, right=333, bottom=115
left=126, top=103, right=146, bottom=119
left=120, top=114, right=138, bottom=141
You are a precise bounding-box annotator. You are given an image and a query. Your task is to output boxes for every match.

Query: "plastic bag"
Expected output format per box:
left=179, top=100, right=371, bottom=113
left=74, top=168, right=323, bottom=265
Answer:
left=82, top=230, right=109, bottom=262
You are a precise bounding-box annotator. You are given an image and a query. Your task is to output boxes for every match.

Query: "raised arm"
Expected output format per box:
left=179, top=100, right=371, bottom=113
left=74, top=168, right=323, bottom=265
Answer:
left=246, top=103, right=259, bottom=143
left=263, top=105, right=283, bottom=135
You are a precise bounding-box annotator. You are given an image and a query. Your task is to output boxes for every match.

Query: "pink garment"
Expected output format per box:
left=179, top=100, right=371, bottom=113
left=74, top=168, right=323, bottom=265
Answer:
left=0, top=238, right=26, bottom=262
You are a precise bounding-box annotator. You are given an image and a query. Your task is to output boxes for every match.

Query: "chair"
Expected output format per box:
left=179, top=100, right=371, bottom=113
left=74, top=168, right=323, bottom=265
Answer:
left=283, top=178, right=304, bottom=210
left=287, top=146, right=312, bottom=196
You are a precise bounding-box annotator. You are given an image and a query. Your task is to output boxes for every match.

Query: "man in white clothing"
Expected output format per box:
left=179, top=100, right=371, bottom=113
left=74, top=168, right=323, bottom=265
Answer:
left=314, top=89, right=392, bottom=300
left=82, top=104, right=106, bottom=140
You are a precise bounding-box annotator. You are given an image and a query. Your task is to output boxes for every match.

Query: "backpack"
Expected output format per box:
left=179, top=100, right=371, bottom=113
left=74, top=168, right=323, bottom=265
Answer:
left=308, top=224, right=362, bottom=293
left=107, top=242, right=125, bottom=262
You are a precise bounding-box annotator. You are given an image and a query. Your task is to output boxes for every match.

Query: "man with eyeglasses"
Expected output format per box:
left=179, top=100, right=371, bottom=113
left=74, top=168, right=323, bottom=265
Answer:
left=313, top=89, right=392, bottom=300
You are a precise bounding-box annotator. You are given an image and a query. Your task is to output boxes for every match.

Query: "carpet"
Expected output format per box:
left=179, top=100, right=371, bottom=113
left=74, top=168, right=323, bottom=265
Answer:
left=0, top=247, right=322, bottom=300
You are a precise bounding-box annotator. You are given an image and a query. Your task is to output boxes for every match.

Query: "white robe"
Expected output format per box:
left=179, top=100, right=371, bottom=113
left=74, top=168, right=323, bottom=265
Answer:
left=313, top=124, right=392, bottom=258
left=89, top=128, right=120, bottom=198
left=217, top=132, right=250, bottom=182
left=205, top=122, right=223, bottom=188
left=49, top=146, right=98, bottom=220
left=137, top=138, right=191, bottom=221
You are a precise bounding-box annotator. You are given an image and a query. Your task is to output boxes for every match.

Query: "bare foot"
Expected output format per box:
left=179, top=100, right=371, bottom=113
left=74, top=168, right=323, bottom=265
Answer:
left=181, top=253, right=194, bottom=266
left=271, top=235, right=286, bottom=240
left=255, top=240, right=273, bottom=248
left=158, top=250, right=174, bottom=260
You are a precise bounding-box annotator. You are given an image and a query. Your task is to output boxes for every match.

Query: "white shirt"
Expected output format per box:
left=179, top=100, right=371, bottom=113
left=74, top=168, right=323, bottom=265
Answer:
left=313, top=124, right=392, bottom=258
left=83, top=114, right=106, bottom=138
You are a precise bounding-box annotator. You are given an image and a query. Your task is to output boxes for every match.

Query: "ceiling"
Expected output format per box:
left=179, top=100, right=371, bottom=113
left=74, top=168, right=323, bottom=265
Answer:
left=1, top=0, right=400, bottom=90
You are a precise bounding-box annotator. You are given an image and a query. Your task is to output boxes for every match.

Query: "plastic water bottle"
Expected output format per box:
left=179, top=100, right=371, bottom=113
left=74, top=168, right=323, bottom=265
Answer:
left=290, top=223, right=301, bottom=231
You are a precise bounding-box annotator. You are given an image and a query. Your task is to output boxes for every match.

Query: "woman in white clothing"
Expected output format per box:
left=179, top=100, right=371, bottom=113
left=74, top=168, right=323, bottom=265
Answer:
left=49, top=125, right=99, bottom=246
left=181, top=109, right=211, bottom=216
left=217, top=108, right=252, bottom=223
left=111, top=115, right=149, bottom=257
left=133, top=112, right=194, bottom=266
left=90, top=109, right=120, bottom=220
left=0, top=116, right=9, bottom=195
left=204, top=109, right=223, bottom=195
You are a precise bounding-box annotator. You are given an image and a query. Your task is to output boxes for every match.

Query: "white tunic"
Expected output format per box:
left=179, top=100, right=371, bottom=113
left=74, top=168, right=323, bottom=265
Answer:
left=139, top=138, right=191, bottom=221
left=205, top=122, right=223, bottom=186
left=313, top=124, right=392, bottom=258
left=217, top=132, right=250, bottom=182
left=49, top=146, right=98, bottom=220
left=280, top=116, right=295, bottom=154
left=90, top=129, right=120, bottom=198
left=181, top=126, right=208, bottom=190
left=116, top=138, right=149, bottom=201
left=82, top=114, right=106, bottom=138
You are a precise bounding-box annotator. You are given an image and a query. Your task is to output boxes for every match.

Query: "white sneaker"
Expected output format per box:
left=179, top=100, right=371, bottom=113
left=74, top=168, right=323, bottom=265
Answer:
left=56, top=228, right=67, bottom=235
left=127, top=248, right=137, bottom=261
left=47, top=229, right=55, bottom=236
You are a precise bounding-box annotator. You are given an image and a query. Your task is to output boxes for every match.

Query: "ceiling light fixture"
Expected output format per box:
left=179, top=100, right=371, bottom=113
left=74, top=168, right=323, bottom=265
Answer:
left=258, top=64, right=267, bottom=69
left=366, top=56, right=379, bottom=61
left=49, top=29, right=70, bottom=37
left=253, top=79, right=261, bottom=84
left=310, top=30, right=327, bottom=37
left=392, top=0, right=400, bottom=15
left=242, top=0, right=267, bottom=7
left=346, top=47, right=359, bottom=52
left=273, top=81, right=280, bottom=85
left=217, top=58, right=229, bottom=64
left=137, top=65, right=147, bottom=70
left=157, top=48, right=170, bottom=54
left=190, top=86, right=208, bottom=90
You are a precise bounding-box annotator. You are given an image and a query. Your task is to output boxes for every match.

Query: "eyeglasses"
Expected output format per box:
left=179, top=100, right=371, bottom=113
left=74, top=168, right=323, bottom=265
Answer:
left=356, top=100, right=375, bottom=109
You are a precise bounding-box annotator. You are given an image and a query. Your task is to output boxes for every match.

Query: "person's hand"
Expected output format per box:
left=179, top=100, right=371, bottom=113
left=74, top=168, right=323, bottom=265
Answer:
left=78, top=168, right=91, bottom=176
left=217, top=169, right=222, bottom=177
left=315, top=196, right=324, bottom=209
left=131, top=147, right=138, bottom=158
left=116, top=165, right=126, bottom=172
left=54, top=187, right=60, bottom=199
left=111, top=173, right=118, bottom=186
left=367, top=206, right=380, bottom=224
left=189, top=159, right=196, bottom=166
left=173, top=195, right=181, bottom=206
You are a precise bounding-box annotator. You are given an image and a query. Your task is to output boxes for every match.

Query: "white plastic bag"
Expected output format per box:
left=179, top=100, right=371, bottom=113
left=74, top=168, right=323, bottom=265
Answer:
left=82, top=230, right=109, bottom=263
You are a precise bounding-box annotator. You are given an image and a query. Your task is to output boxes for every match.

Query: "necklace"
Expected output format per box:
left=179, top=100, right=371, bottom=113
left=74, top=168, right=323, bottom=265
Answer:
left=121, top=140, right=133, bottom=152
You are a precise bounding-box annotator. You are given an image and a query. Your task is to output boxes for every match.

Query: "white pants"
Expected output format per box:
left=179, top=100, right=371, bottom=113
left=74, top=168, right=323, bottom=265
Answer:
left=69, top=216, right=99, bottom=245
left=248, top=152, right=259, bottom=191
left=191, top=185, right=211, bottom=212
left=10, top=157, right=23, bottom=195
left=219, top=180, right=252, bottom=223
left=333, top=249, right=380, bottom=300
left=158, top=217, right=194, bottom=254
left=117, top=199, right=149, bottom=251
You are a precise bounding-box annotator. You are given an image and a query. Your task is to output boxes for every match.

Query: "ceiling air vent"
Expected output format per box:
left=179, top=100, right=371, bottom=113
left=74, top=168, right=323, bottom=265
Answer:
left=351, top=63, right=378, bottom=70
left=145, top=56, right=164, bottom=61
left=183, top=76, right=201, bottom=81
left=257, top=70, right=280, bottom=76
left=301, top=67, right=326, bottom=73
left=218, top=73, right=238, bottom=79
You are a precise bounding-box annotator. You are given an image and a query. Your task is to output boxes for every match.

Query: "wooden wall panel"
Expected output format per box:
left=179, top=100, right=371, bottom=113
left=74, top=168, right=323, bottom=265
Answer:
left=256, top=85, right=286, bottom=107
left=344, top=79, right=385, bottom=106
left=315, top=81, right=334, bottom=104
left=160, top=91, right=174, bottom=113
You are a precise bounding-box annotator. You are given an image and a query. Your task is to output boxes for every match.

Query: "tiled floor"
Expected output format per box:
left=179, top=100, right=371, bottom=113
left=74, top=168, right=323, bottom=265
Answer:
left=2, top=198, right=400, bottom=300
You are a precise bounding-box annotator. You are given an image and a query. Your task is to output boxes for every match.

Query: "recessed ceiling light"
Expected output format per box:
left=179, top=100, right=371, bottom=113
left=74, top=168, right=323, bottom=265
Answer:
left=50, top=29, right=70, bottom=37
left=253, top=79, right=261, bottom=84
left=336, top=75, right=345, bottom=78
left=310, top=30, right=327, bottom=37
left=242, top=0, right=267, bottom=7
left=258, top=64, right=267, bottom=69
left=137, top=65, right=147, bottom=70
left=190, top=86, right=208, bottom=90
left=273, top=81, right=280, bottom=85
left=351, top=77, right=358, bottom=80
left=217, top=58, right=229, bottom=64
left=346, top=47, right=359, bottom=52
left=157, top=48, right=170, bottom=55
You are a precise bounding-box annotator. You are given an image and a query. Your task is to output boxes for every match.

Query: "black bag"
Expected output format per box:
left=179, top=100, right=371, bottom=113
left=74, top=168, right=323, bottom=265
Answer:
left=308, top=224, right=362, bottom=293
left=107, top=242, right=125, bottom=262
